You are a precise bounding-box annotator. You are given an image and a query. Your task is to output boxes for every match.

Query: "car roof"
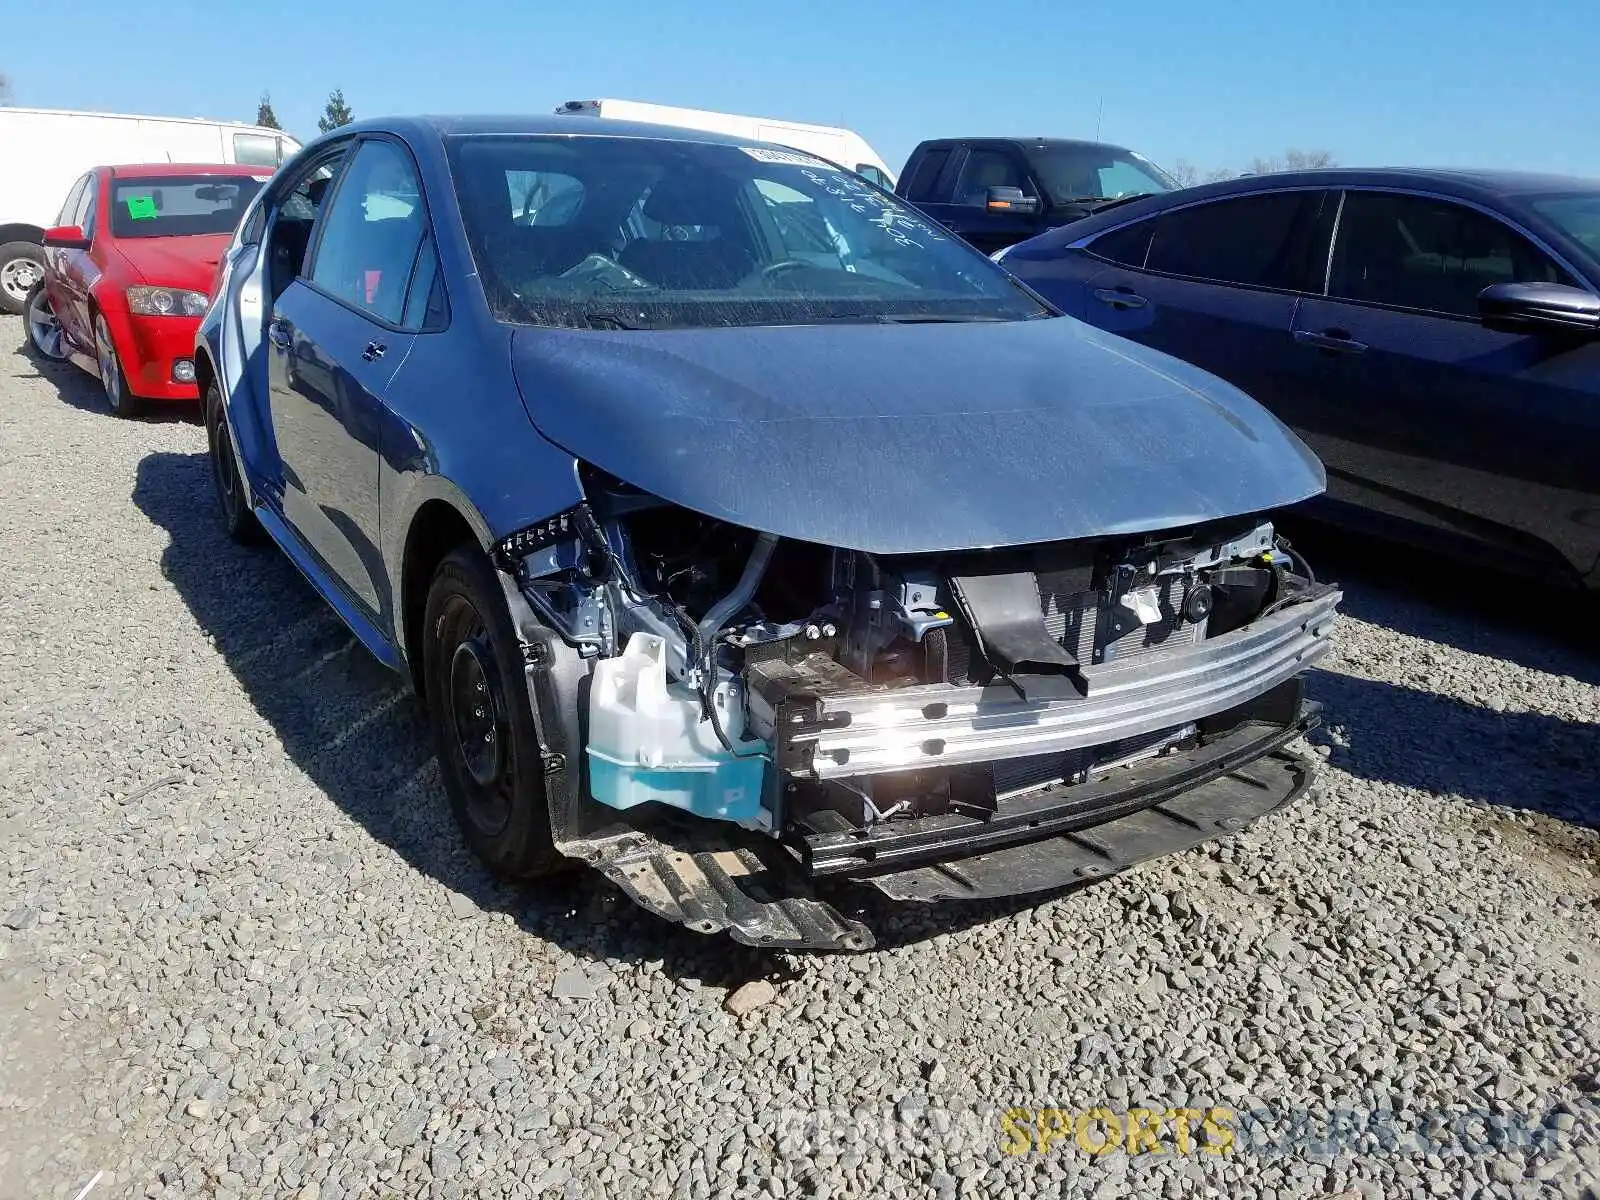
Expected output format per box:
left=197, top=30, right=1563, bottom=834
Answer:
left=916, top=136, right=1136, bottom=155
left=1042, top=165, right=1600, bottom=245
left=105, top=162, right=273, bottom=179
left=1159, top=166, right=1600, bottom=204
left=320, top=113, right=778, bottom=152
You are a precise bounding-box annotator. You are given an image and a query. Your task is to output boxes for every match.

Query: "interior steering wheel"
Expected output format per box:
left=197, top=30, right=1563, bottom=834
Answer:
left=761, top=259, right=811, bottom=280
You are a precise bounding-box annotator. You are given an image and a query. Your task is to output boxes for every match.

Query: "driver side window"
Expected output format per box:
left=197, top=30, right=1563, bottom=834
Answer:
left=266, top=150, right=348, bottom=303
left=953, top=150, right=1036, bottom=208
left=308, top=138, right=432, bottom=328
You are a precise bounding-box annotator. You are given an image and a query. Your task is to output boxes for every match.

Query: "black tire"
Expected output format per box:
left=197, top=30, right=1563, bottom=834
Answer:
left=22, top=282, right=69, bottom=362
left=423, top=545, right=567, bottom=880
left=204, top=382, right=261, bottom=544
left=93, top=312, right=142, bottom=418
left=0, top=241, right=46, bottom=315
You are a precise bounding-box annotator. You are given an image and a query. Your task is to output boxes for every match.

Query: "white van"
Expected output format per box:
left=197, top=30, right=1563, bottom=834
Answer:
left=0, top=107, right=302, bottom=312
left=554, top=99, right=896, bottom=190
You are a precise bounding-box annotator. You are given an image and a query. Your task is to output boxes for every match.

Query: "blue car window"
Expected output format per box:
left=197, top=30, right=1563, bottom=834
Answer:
left=1329, top=191, right=1568, bottom=317
left=310, top=140, right=427, bottom=326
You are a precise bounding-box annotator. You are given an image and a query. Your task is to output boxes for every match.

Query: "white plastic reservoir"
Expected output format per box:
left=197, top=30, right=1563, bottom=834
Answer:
left=587, top=633, right=770, bottom=826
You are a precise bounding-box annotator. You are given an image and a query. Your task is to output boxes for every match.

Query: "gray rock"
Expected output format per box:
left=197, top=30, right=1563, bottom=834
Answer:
left=552, top=968, right=597, bottom=1001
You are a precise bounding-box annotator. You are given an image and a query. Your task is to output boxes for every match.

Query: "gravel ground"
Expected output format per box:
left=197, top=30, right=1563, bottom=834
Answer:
left=0, top=312, right=1597, bottom=1200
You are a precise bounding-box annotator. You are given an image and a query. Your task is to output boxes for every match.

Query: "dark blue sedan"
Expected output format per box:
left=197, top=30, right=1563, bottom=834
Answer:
left=995, top=168, right=1600, bottom=590
left=194, top=116, right=1344, bottom=948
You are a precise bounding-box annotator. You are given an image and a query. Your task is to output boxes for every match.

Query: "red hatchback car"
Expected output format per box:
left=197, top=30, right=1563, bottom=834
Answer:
left=24, top=163, right=270, bottom=416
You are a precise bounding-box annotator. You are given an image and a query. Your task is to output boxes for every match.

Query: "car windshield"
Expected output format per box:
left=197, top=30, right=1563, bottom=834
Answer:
left=446, top=134, right=1049, bottom=330
left=110, top=175, right=269, bottom=239
left=1528, top=191, right=1600, bottom=264
left=1026, top=145, right=1178, bottom=205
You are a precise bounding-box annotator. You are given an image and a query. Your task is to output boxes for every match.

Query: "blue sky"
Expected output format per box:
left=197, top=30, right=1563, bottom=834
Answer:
left=6, top=0, right=1598, bottom=179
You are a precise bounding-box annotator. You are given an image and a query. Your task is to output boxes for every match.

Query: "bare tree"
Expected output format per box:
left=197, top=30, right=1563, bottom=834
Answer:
left=1170, top=159, right=1201, bottom=188
left=0, top=73, right=12, bottom=105
left=1283, top=148, right=1336, bottom=170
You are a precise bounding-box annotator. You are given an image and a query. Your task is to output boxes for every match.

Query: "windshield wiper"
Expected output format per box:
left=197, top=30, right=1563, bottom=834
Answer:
left=1059, top=193, right=1155, bottom=211
left=815, top=312, right=1012, bottom=325
left=577, top=311, right=645, bottom=330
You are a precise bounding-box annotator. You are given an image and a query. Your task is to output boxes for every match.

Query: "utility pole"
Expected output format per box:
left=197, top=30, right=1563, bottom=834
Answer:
left=1095, top=98, right=1103, bottom=141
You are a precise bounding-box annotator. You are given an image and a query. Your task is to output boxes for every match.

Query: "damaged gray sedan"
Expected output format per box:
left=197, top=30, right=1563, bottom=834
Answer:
left=196, top=115, right=1342, bottom=949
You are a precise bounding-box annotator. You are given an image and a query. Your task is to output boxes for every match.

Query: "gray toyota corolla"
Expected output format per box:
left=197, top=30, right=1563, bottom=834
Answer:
left=195, top=115, right=1342, bottom=949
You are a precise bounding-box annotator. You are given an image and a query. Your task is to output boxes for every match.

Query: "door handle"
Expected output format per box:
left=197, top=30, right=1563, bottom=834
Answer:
left=267, top=320, right=292, bottom=349
left=1293, top=328, right=1367, bottom=354
left=361, top=341, right=387, bottom=362
left=1093, top=287, right=1148, bottom=310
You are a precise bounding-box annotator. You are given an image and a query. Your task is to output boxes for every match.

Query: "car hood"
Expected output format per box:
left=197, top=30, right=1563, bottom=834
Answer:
left=113, top=234, right=232, bottom=291
left=508, top=315, right=1326, bottom=555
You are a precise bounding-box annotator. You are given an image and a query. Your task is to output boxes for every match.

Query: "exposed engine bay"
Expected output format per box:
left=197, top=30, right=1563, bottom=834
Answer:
left=494, top=463, right=1341, bottom=910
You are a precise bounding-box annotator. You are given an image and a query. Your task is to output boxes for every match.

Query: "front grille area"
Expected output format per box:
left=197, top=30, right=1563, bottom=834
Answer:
left=946, top=571, right=1207, bottom=686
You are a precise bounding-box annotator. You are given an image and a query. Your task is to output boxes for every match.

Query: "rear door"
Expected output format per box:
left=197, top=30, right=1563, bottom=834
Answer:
left=1073, top=188, right=1331, bottom=417
left=1286, top=188, right=1600, bottom=578
left=267, top=136, right=430, bottom=618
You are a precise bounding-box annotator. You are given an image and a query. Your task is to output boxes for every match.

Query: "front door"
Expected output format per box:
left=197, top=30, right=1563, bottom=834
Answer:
left=50, top=172, right=101, bottom=351
left=918, top=146, right=1044, bottom=254
left=1285, top=188, right=1600, bottom=579
left=267, top=137, right=428, bottom=619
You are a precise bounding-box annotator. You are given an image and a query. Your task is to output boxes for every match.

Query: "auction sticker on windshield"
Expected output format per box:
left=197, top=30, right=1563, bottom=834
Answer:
left=740, top=146, right=834, bottom=168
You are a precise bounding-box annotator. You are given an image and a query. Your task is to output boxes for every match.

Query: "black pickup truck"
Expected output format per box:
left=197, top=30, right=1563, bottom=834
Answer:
left=895, top=137, right=1180, bottom=256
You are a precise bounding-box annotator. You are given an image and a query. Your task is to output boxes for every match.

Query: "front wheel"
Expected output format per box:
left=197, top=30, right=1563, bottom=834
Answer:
left=423, top=545, right=567, bottom=880
left=94, top=313, right=141, bottom=418
left=204, top=382, right=261, bottom=544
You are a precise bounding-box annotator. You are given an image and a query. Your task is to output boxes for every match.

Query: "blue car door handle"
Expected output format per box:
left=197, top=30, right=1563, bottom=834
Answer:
left=267, top=319, right=292, bottom=350
left=1294, top=327, right=1368, bottom=354
left=1093, top=287, right=1148, bottom=310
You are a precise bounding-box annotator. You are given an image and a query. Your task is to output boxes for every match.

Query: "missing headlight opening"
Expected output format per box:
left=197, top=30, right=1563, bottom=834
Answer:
left=495, top=463, right=1340, bottom=922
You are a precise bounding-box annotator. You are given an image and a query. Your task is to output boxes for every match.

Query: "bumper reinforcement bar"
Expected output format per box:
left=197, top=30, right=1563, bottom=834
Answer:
left=774, top=589, right=1339, bottom=779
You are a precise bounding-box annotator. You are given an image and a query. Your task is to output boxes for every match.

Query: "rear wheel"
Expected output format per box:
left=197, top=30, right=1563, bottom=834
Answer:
left=94, top=313, right=142, bottom=418
left=204, top=381, right=261, bottom=544
left=23, top=283, right=68, bottom=362
left=423, top=545, right=567, bottom=880
left=0, top=242, right=46, bottom=315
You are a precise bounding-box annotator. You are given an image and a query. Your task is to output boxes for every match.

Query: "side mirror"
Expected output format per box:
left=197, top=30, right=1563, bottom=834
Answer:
left=1478, top=282, right=1600, bottom=337
left=42, top=224, right=91, bottom=250
left=986, top=185, right=1041, bottom=216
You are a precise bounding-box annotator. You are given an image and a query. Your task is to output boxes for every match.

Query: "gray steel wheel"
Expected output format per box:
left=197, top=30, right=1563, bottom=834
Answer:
left=23, top=284, right=67, bottom=361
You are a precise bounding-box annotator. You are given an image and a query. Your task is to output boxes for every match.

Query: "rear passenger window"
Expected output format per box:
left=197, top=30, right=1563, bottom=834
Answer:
left=903, top=148, right=951, bottom=201
left=56, top=176, right=89, bottom=227
left=1145, top=192, right=1312, bottom=288
left=1328, top=191, right=1569, bottom=316
left=310, top=139, right=427, bottom=326
left=1089, top=220, right=1154, bottom=268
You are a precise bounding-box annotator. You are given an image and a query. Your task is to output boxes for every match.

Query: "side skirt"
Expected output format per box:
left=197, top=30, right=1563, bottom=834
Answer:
left=252, top=503, right=404, bottom=672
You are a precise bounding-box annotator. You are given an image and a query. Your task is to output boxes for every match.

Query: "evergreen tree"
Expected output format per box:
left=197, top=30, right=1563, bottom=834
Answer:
left=317, top=89, right=353, bottom=133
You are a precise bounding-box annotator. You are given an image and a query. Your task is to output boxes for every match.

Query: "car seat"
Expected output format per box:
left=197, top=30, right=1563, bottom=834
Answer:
left=616, top=174, right=756, bottom=289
